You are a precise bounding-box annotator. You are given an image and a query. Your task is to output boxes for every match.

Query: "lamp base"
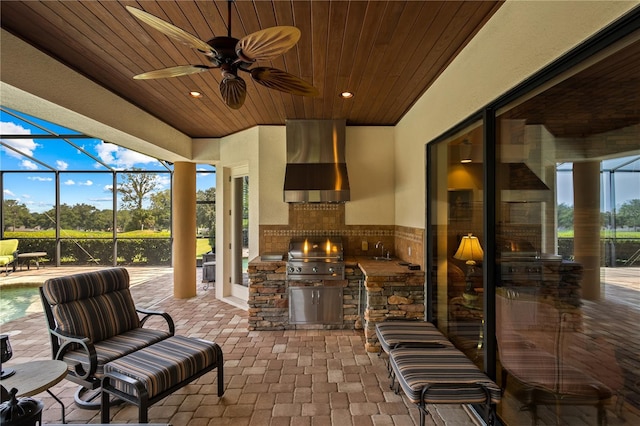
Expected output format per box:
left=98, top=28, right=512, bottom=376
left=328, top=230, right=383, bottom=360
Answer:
left=1, top=368, right=15, bottom=379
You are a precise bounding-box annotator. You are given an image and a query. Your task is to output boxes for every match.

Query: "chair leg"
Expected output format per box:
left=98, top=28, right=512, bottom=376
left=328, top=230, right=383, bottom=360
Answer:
left=138, top=401, right=148, bottom=424
left=216, top=345, right=225, bottom=397
left=101, top=382, right=110, bottom=423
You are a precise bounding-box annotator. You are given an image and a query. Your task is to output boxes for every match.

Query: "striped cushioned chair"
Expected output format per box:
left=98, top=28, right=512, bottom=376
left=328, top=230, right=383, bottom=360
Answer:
left=389, top=346, right=501, bottom=426
left=40, top=267, right=175, bottom=408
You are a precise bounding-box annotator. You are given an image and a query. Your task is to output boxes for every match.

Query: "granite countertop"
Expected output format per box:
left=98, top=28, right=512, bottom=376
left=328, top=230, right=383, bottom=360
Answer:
left=351, top=257, right=422, bottom=277
left=249, top=255, right=422, bottom=277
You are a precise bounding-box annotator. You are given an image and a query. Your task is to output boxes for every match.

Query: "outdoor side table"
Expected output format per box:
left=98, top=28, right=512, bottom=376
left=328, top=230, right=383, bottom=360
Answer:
left=0, top=359, right=68, bottom=423
left=17, top=252, right=47, bottom=270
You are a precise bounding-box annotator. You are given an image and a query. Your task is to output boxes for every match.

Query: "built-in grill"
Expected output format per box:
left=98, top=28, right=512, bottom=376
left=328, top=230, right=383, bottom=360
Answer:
left=286, top=237, right=345, bottom=280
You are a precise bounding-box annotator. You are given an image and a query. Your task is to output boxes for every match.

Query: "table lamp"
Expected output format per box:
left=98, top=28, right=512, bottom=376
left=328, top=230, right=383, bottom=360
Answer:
left=1, top=334, right=15, bottom=379
left=453, top=234, right=484, bottom=302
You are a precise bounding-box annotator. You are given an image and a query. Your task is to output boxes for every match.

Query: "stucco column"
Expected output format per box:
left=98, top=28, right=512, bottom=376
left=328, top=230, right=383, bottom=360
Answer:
left=573, top=161, right=601, bottom=300
left=173, top=162, right=196, bottom=298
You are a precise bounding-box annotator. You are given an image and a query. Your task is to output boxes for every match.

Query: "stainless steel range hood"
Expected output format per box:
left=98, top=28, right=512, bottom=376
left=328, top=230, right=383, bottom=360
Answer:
left=284, top=119, right=350, bottom=203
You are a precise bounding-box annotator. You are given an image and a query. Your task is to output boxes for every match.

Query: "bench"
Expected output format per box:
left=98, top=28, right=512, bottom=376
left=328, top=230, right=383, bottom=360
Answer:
left=389, top=346, right=501, bottom=426
left=375, top=320, right=501, bottom=426
left=40, top=267, right=225, bottom=416
left=101, top=335, right=224, bottom=423
left=375, top=320, right=453, bottom=375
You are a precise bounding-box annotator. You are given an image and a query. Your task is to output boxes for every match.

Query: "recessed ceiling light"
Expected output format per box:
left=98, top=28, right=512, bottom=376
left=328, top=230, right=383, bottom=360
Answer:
left=340, top=91, right=354, bottom=99
left=189, top=91, right=203, bottom=98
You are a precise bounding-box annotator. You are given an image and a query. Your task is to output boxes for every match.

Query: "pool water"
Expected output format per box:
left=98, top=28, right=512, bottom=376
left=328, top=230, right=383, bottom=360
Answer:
left=0, top=286, right=41, bottom=325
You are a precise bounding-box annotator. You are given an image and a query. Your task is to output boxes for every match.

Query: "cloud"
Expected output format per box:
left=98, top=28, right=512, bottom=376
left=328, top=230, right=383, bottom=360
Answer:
left=156, top=175, right=171, bottom=188
left=64, top=179, right=76, bottom=185
left=56, top=160, right=69, bottom=170
left=95, top=141, right=157, bottom=169
left=27, top=176, right=53, bottom=182
left=95, top=142, right=118, bottom=164
left=0, top=121, right=40, bottom=160
left=21, top=160, right=38, bottom=170
left=79, top=180, right=94, bottom=186
left=3, top=189, right=16, bottom=197
left=119, top=150, right=157, bottom=167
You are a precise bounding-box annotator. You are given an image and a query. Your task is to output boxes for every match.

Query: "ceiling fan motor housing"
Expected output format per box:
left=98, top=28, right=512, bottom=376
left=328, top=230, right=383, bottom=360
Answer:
left=207, top=36, right=241, bottom=66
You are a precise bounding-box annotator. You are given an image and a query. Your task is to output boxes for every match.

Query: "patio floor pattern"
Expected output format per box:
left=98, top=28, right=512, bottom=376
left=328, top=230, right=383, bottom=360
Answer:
left=0, top=267, right=475, bottom=426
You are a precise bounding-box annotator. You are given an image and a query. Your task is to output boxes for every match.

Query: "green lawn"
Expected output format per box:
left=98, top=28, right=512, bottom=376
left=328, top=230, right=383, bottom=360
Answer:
left=5, top=229, right=170, bottom=238
left=558, top=230, right=640, bottom=238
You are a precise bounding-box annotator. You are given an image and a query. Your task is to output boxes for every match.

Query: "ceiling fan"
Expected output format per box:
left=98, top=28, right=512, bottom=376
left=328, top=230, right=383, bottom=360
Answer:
left=126, top=1, right=319, bottom=109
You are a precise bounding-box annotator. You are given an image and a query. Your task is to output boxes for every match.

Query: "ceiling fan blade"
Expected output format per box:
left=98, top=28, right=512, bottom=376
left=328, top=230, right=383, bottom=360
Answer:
left=250, top=67, right=319, bottom=97
left=220, top=77, right=247, bottom=109
left=236, top=27, right=301, bottom=62
left=126, top=6, right=214, bottom=55
left=133, top=65, right=214, bottom=80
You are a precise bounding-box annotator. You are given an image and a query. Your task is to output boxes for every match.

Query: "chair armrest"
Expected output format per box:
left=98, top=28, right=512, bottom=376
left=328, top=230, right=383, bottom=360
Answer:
left=103, top=370, right=150, bottom=401
left=137, top=308, right=175, bottom=335
left=50, top=327, right=98, bottom=380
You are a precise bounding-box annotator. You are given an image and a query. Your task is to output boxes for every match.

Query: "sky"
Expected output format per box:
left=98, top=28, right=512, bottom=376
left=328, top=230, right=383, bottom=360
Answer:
left=1, top=108, right=215, bottom=213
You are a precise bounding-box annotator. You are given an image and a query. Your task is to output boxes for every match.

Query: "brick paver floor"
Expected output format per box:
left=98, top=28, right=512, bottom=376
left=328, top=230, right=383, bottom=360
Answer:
left=1, top=267, right=475, bottom=425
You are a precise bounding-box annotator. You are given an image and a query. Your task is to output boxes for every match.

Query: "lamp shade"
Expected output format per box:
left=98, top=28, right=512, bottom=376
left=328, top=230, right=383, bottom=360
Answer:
left=454, top=234, right=484, bottom=263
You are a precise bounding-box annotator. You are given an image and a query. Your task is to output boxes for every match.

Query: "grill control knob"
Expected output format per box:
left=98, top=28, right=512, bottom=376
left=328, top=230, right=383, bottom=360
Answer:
left=288, top=266, right=295, bottom=273
left=328, top=267, right=335, bottom=273
left=296, top=267, right=302, bottom=273
left=312, top=266, right=318, bottom=273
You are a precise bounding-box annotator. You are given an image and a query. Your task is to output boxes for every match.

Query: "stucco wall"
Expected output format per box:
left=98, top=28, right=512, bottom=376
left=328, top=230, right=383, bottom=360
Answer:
left=394, top=0, right=638, bottom=228
left=257, top=126, right=288, bottom=225
left=345, top=126, right=395, bottom=225
left=218, top=127, right=260, bottom=261
left=220, top=124, right=396, bottom=227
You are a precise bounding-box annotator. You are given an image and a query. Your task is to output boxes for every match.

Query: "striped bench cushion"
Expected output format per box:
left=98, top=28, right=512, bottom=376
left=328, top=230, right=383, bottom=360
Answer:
left=104, top=335, right=222, bottom=399
left=43, top=267, right=140, bottom=343
left=63, top=327, right=171, bottom=376
left=376, top=321, right=452, bottom=354
left=389, top=346, right=501, bottom=405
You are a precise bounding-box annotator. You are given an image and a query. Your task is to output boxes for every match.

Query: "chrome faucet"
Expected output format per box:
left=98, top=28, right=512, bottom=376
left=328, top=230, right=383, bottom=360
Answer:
left=375, top=241, right=384, bottom=257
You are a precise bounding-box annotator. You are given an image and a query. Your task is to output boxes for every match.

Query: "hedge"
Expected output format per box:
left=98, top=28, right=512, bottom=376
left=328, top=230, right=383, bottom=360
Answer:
left=11, top=238, right=172, bottom=266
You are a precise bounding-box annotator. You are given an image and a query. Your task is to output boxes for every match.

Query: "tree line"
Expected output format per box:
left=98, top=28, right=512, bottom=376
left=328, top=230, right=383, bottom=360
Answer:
left=557, top=199, right=640, bottom=230
left=2, top=171, right=217, bottom=234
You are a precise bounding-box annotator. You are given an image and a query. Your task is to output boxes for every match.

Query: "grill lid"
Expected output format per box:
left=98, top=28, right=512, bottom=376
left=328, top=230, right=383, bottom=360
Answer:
left=288, top=237, right=343, bottom=260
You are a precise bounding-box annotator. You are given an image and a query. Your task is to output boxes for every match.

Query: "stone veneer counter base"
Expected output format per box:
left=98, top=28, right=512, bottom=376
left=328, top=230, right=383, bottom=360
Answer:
left=248, top=257, right=425, bottom=352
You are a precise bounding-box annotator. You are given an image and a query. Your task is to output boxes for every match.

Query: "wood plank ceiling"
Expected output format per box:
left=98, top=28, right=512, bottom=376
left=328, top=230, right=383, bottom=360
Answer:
left=1, top=1, right=503, bottom=138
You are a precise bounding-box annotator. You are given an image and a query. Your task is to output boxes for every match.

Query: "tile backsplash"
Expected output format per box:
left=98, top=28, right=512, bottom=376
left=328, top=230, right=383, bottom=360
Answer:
left=259, top=204, right=424, bottom=266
